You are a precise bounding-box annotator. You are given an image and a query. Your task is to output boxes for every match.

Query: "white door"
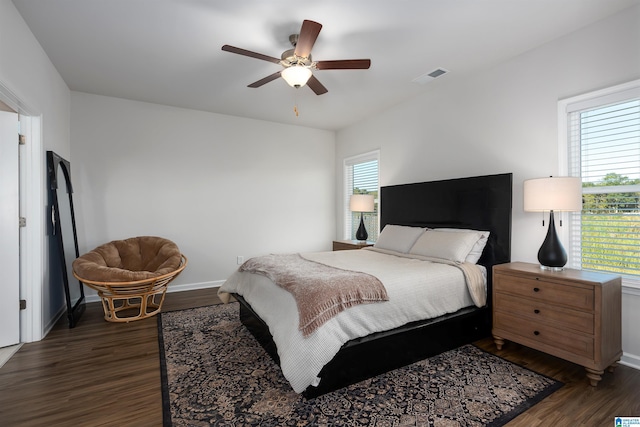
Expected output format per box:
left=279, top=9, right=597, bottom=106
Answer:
left=0, top=111, right=20, bottom=347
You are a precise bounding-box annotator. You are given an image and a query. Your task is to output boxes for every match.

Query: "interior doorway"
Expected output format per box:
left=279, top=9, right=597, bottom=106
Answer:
left=0, top=82, right=45, bottom=345
left=0, top=108, right=20, bottom=348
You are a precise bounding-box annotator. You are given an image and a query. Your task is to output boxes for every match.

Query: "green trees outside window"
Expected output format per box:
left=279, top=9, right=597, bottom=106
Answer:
left=581, top=173, right=639, bottom=276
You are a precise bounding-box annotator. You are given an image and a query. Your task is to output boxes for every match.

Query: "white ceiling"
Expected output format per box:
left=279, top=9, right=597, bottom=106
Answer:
left=12, top=0, right=640, bottom=131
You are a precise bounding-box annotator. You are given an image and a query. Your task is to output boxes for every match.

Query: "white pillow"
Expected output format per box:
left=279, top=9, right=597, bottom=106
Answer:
left=435, top=228, right=490, bottom=264
left=374, top=225, right=427, bottom=253
left=409, top=229, right=482, bottom=263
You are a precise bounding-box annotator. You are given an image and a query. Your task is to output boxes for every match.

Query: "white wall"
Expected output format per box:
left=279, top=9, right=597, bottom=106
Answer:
left=0, top=1, right=70, bottom=157
left=71, top=92, right=335, bottom=294
left=0, top=0, right=71, bottom=340
left=336, top=6, right=640, bottom=367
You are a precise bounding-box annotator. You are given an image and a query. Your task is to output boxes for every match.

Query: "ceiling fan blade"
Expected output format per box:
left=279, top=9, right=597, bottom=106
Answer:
left=248, top=71, right=282, bottom=88
left=294, top=20, right=322, bottom=58
left=222, top=45, right=280, bottom=64
left=306, top=75, right=328, bottom=95
left=315, top=59, right=371, bottom=70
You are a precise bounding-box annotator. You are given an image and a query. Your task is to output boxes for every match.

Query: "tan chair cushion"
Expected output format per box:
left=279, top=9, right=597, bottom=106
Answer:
left=73, top=236, right=182, bottom=283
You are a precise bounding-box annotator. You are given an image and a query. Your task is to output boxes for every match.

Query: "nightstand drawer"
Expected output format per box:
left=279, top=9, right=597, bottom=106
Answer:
left=494, top=311, right=594, bottom=359
left=494, top=292, right=594, bottom=334
left=494, top=275, right=593, bottom=311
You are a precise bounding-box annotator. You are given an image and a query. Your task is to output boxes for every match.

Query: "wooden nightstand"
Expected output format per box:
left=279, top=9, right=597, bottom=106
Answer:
left=332, top=240, right=374, bottom=251
left=492, top=262, right=622, bottom=387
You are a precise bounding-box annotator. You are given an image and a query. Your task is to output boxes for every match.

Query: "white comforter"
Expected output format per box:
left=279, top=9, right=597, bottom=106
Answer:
left=218, top=247, right=485, bottom=393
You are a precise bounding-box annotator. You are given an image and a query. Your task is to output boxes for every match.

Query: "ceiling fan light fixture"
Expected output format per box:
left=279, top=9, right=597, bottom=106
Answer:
left=281, top=66, right=312, bottom=88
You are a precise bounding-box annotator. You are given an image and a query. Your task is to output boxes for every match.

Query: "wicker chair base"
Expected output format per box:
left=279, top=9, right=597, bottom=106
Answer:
left=97, top=288, right=167, bottom=322
left=75, top=254, right=187, bottom=323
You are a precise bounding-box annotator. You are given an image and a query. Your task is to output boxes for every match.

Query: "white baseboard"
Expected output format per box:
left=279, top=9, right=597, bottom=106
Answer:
left=84, top=280, right=223, bottom=303
left=43, top=304, right=66, bottom=337
left=620, top=352, right=640, bottom=371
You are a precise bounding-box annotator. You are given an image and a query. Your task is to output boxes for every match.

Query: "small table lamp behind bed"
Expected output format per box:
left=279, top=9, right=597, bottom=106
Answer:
left=350, top=194, right=375, bottom=242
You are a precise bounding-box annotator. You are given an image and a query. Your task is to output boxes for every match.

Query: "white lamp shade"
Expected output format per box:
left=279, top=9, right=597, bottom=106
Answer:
left=524, top=177, right=582, bottom=212
left=281, top=66, right=312, bottom=88
left=350, top=194, right=375, bottom=212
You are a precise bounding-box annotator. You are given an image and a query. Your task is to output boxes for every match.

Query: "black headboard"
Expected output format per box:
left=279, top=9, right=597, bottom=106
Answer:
left=380, top=173, right=512, bottom=270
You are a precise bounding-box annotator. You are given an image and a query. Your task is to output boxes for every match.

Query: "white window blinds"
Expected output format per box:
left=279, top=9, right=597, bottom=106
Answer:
left=565, top=85, right=640, bottom=283
left=344, top=151, right=379, bottom=241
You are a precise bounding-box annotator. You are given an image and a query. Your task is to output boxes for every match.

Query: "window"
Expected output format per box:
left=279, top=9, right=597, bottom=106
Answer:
left=560, top=80, right=640, bottom=287
left=344, top=151, right=379, bottom=241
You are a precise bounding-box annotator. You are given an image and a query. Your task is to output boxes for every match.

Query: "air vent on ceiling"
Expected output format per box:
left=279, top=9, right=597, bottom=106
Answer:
left=412, top=68, right=449, bottom=85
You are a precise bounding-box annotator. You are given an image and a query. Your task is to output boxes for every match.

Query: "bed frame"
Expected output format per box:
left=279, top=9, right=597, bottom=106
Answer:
left=234, top=172, right=512, bottom=398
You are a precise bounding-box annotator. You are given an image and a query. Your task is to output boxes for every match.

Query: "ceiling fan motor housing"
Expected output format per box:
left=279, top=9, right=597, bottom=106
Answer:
left=281, top=44, right=313, bottom=68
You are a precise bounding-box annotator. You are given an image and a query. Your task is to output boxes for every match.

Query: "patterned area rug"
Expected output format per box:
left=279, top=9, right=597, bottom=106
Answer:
left=158, top=303, right=562, bottom=426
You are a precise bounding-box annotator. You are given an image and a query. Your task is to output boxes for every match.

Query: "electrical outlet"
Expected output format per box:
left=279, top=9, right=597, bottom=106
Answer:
left=237, top=256, right=244, bottom=265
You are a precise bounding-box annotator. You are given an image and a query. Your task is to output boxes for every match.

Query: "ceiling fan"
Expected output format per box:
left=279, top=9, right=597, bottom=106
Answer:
left=222, top=20, right=371, bottom=95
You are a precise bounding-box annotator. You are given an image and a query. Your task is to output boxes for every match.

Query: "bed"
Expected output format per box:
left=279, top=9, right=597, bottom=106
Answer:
left=219, top=173, right=512, bottom=398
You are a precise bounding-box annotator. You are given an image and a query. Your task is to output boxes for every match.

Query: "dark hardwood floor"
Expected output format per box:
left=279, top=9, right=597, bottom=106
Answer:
left=0, top=288, right=638, bottom=426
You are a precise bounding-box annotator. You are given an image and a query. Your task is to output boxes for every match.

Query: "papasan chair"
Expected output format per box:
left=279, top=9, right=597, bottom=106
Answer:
left=73, top=236, right=187, bottom=322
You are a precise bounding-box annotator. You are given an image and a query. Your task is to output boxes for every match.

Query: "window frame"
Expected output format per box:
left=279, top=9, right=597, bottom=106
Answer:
left=558, top=79, right=640, bottom=291
left=343, top=150, right=380, bottom=242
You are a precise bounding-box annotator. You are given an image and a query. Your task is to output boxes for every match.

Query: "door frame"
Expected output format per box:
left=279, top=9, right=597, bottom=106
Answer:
left=0, top=81, right=44, bottom=343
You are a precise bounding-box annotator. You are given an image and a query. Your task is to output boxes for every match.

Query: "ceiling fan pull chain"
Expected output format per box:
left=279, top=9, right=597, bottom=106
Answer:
left=293, top=90, right=300, bottom=117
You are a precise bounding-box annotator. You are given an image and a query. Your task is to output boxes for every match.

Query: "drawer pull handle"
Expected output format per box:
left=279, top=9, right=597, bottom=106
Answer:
left=533, top=287, right=540, bottom=292
left=534, top=331, right=540, bottom=336
left=534, top=309, right=540, bottom=314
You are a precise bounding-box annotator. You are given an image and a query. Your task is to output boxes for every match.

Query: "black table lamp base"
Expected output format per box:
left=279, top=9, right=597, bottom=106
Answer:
left=355, top=213, right=368, bottom=241
left=537, top=210, right=567, bottom=270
